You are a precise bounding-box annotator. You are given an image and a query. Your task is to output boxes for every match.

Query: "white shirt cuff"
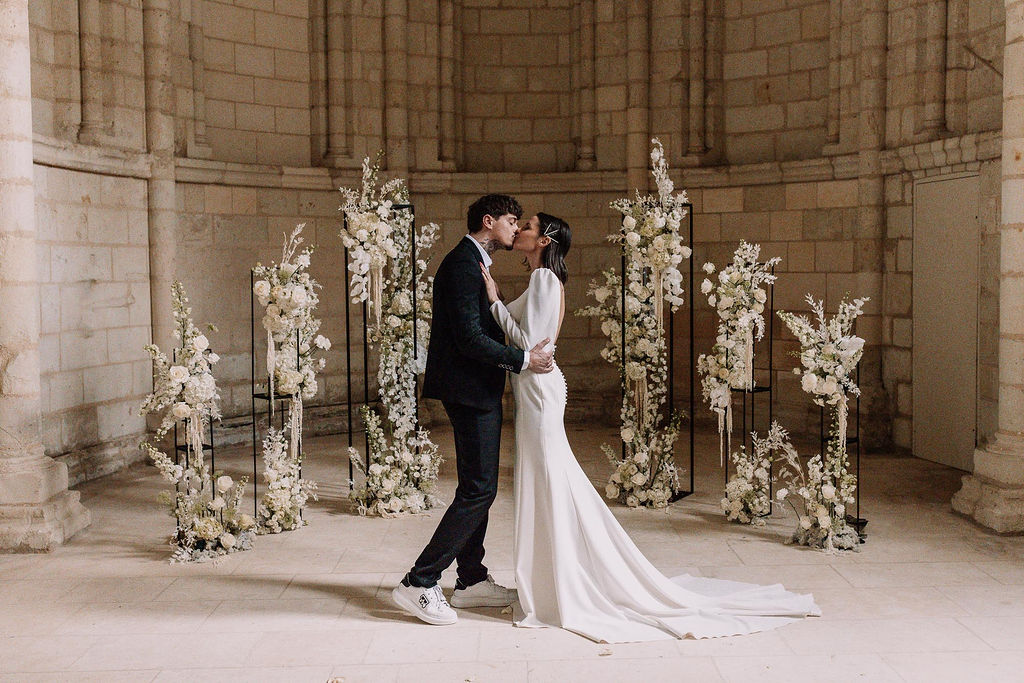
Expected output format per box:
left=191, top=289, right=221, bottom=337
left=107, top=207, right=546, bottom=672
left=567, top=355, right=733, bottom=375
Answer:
left=521, top=353, right=530, bottom=373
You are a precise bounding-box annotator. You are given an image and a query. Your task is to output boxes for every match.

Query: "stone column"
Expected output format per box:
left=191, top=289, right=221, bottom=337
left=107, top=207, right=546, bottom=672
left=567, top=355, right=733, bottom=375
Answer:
left=704, top=0, right=724, bottom=163
left=575, top=0, right=596, bottom=171
left=186, top=0, right=211, bottom=158
left=324, top=0, right=351, bottom=165
left=383, top=0, right=409, bottom=172
left=143, top=0, right=177, bottom=354
left=77, top=0, right=105, bottom=143
left=825, top=0, right=841, bottom=145
left=687, top=0, right=706, bottom=157
left=952, top=0, right=1024, bottom=532
left=438, top=0, right=456, bottom=171
left=625, top=0, right=649, bottom=192
left=0, top=0, right=90, bottom=551
left=920, top=0, right=948, bottom=137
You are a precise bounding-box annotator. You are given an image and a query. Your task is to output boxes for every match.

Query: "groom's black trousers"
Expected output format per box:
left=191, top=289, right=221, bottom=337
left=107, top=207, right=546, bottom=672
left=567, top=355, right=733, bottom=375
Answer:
left=407, top=401, right=502, bottom=589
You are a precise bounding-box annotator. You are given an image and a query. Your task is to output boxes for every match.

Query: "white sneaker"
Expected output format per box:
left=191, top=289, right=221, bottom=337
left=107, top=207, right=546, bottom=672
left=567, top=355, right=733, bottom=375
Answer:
left=449, top=575, right=516, bottom=608
left=391, top=582, right=457, bottom=625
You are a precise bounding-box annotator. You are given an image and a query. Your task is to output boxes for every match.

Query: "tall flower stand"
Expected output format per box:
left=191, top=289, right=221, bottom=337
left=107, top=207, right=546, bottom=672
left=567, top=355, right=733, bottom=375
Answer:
left=820, top=362, right=865, bottom=541
left=723, top=266, right=776, bottom=512
left=619, top=202, right=696, bottom=499
left=342, top=202, right=422, bottom=488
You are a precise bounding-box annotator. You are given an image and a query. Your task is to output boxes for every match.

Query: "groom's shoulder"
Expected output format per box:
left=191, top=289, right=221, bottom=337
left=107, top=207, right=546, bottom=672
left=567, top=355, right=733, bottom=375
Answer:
left=438, top=238, right=476, bottom=271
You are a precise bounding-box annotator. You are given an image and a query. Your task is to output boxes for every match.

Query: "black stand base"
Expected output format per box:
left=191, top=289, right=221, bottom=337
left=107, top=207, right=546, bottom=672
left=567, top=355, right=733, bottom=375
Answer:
left=670, top=489, right=694, bottom=502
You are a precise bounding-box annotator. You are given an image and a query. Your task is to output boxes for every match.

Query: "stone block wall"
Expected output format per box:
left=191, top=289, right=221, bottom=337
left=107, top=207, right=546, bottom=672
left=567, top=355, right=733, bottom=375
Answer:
left=201, top=0, right=312, bottom=166
left=722, top=0, right=830, bottom=164
left=459, top=0, right=576, bottom=172
left=34, top=164, right=152, bottom=485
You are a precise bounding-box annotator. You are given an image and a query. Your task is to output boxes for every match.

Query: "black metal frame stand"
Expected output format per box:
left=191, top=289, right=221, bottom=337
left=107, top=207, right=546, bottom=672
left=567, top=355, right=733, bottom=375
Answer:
left=723, top=265, right=776, bottom=512
left=250, top=269, right=302, bottom=518
left=619, top=202, right=695, bottom=499
left=819, top=362, right=865, bottom=539
left=342, top=202, right=420, bottom=489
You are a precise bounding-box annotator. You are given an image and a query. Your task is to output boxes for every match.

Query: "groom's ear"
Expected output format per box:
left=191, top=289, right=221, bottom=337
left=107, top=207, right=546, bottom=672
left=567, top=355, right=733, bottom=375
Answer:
left=480, top=214, right=494, bottom=231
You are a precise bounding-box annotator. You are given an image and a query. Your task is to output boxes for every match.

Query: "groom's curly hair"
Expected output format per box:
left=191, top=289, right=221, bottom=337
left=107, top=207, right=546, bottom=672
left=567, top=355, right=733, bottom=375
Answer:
left=467, top=194, right=522, bottom=233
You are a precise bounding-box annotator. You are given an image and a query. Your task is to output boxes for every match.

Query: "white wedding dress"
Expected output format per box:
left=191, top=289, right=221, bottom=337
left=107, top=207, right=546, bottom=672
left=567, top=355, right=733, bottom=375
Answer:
left=490, top=267, right=821, bottom=643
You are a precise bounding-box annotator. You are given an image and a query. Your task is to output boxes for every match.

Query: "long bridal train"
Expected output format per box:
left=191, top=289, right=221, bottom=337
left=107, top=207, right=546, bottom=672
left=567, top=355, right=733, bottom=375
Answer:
left=493, top=268, right=820, bottom=644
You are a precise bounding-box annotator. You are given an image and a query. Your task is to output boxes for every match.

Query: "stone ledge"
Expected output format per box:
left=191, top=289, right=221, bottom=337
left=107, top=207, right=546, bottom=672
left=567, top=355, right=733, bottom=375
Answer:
left=32, top=134, right=153, bottom=179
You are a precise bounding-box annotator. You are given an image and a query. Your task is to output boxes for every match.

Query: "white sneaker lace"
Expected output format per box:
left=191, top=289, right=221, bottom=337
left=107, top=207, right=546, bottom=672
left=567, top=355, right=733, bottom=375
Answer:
left=430, top=585, right=448, bottom=609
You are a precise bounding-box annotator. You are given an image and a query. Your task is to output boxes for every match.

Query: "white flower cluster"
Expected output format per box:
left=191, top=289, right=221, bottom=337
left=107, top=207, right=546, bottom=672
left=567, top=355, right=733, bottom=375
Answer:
left=350, top=407, right=441, bottom=517
left=139, top=282, right=254, bottom=562
left=696, top=242, right=780, bottom=461
left=721, top=440, right=772, bottom=527
left=773, top=419, right=859, bottom=552
left=253, top=224, right=329, bottom=402
left=778, top=294, right=868, bottom=409
left=339, top=155, right=443, bottom=517
left=608, top=138, right=692, bottom=312
left=256, top=428, right=317, bottom=534
left=577, top=139, right=692, bottom=509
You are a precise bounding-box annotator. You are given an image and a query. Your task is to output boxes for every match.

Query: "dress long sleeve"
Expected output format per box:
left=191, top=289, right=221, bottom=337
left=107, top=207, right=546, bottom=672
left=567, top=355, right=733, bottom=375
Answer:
left=490, top=268, right=562, bottom=354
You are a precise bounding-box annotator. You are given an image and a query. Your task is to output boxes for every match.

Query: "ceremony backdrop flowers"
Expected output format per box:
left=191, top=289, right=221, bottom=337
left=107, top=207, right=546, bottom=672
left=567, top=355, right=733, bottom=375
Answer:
left=721, top=441, right=772, bottom=526
left=256, top=428, right=317, bottom=533
left=252, top=224, right=327, bottom=531
left=696, top=241, right=779, bottom=463
left=340, top=156, right=443, bottom=517
left=577, top=139, right=691, bottom=509
left=775, top=295, right=869, bottom=551
left=140, top=282, right=255, bottom=561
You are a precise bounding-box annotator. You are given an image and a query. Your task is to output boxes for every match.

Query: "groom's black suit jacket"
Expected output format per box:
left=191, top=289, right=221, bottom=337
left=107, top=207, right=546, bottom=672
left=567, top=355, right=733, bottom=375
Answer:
left=421, top=237, right=525, bottom=410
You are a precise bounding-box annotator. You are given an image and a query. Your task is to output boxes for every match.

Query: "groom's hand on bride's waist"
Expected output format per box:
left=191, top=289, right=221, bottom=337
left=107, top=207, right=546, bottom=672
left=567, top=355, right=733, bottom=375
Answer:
left=527, top=338, right=554, bottom=373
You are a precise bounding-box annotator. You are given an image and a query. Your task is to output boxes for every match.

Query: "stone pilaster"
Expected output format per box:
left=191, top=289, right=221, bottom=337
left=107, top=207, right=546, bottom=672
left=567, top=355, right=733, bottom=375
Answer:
left=625, top=0, right=649, bottom=192
left=77, top=0, right=105, bottom=143
left=383, top=0, right=409, bottom=172
left=186, top=0, right=212, bottom=159
left=0, top=0, right=90, bottom=551
left=953, top=0, right=1024, bottom=532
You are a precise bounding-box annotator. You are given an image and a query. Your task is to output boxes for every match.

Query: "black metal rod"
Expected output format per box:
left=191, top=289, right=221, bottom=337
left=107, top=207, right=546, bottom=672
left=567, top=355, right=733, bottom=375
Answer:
left=250, top=269, right=258, bottom=516
left=768, top=272, right=775, bottom=511
left=688, top=205, right=695, bottom=494
left=344, top=243, right=354, bottom=487
left=362, top=298, right=369, bottom=469
left=620, top=242, right=626, bottom=464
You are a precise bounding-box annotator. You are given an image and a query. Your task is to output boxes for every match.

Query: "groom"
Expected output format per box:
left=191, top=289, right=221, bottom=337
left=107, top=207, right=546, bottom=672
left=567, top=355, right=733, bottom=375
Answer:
left=392, top=194, right=554, bottom=625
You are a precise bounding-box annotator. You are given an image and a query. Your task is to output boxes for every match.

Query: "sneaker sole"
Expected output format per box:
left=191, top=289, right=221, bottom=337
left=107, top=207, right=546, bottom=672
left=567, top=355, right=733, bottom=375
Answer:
left=391, top=586, right=457, bottom=626
left=449, top=594, right=515, bottom=609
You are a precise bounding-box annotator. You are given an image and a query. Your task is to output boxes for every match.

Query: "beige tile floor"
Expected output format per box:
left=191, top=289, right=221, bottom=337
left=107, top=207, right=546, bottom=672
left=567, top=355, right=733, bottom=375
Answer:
left=2, top=424, right=1023, bottom=682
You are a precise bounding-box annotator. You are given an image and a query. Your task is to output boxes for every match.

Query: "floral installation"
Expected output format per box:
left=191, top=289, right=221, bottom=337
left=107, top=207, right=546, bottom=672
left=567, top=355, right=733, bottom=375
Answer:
left=256, top=427, right=317, bottom=534
left=721, top=441, right=772, bottom=526
left=252, top=224, right=327, bottom=527
left=772, top=419, right=859, bottom=552
left=577, top=139, right=691, bottom=509
left=696, top=241, right=780, bottom=464
left=339, top=155, right=443, bottom=517
left=140, top=282, right=255, bottom=561
left=777, top=294, right=868, bottom=456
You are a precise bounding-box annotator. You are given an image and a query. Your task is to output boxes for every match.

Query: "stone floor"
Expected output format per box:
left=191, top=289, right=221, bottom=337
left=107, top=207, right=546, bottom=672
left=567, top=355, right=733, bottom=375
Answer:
left=2, top=424, right=1024, bottom=682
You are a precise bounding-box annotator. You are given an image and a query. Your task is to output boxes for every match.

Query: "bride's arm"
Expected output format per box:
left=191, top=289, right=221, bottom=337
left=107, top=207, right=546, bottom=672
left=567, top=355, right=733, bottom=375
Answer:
left=490, top=268, right=562, bottom=353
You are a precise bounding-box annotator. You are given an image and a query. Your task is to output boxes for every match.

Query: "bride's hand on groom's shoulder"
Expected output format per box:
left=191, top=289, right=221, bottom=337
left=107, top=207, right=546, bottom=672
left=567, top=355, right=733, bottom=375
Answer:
left=479, top=263, right=500, bottom=303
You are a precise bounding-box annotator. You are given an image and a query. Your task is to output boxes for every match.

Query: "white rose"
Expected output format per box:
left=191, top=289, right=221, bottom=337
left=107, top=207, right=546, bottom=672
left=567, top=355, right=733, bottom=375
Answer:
left=220, top=532, right=236, bottom=550
left=708, top=295, right=717, bottom=307
left=799, top=516, right=812, bottom=529
left=625, top=495, right=639, bottom=507
left=387, top=315, right=401, bottom=328
left=801, top=373, right=819, bottom=394
left=622, top=215, right=637, bottom=230
left=169, top=365, right=189, bottom=383
left=280, top=263, right=297, bottom=278
left=171, top=402, right=190, bottom=419
left=816, top=512, right=831, bottom=528
left=253, top=280, right=271, bottom=299
left=620, top=427, right=635, bottom=442
left=239, top=514, right=256, bottom=530
left=207, top=352, right=220, bottom=364
left=605, top=483, right=620, bottom=499
left=209, top=497, right=226, bottom=511
left=631, top=472, right=647, bottom=485
left=216, top=475, right=234, bottom=493
left=701, top=279, right=713, bottom=295
left=820, top=484, right=836, bottom=500
left=387, top=497, right=404, bottom=512
left=754, top=289, right=767, bottom=303
left=193, top=334, right=209, bottom=352
left=819, top=377, right=839, bottom=396
left=314, top=335, right=331, bottom=350
left=719, top=296, right=734, bottom=309
left=625, top=231, right=641, bottom=247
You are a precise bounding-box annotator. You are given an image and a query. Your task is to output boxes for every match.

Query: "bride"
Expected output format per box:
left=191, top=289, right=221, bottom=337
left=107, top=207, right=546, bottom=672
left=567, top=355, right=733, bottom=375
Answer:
left=479, top=212, right=821, bottom=643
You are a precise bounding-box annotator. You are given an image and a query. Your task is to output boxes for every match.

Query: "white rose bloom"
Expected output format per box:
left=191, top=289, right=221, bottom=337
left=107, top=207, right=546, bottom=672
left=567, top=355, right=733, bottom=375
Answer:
left=605, top=483, right=620, bottom=499
left=625, top=231, right=641, bottom=247
left=708, top=295, right=717, bottom=307
left=315, top=335, right=331, bottom=350
left=208, top=352, right=220, bottom=364
left=220, top=532, right=236, bottom=549
left=193, top=334, right=209, bottom=352
left=816, top=513, right=831, bottom=528
left=719, top=296, right=734, bottom=309
left=625, top=495, right=639, bottom=507
left=280, top=263, right=297, bottom=278
left=819, top=377, right=839, bottom=396
left=754, top=289, right=767, bottom=303
left=801, top=373, right=819, bottom=394
left=216, top=475, right=234, bottom=493
left=701, top=279, right=713, bottom=295
left=620, top=426, right=635, bottom=442
left=622, top=215, right=637, bottom=230
left=820, top=484, right=836, bottom=500
left=799, top=516, right=813, bottom=529
left=209, top=497, right=226, bottom=511
left=169, top=365, right=189, bottom=383
left=387, top=315, right=401, bottom=328
left=388, top=497, right=404, bottom=512
left=171, top=402, right=190, bottom=419
left=253, top=280, right=271, bottom=299
left=631, top=471, right=647, bottom=485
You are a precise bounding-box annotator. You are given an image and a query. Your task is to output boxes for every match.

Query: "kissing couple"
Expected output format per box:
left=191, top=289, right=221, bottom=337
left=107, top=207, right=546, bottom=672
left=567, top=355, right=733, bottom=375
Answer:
left=391, top=194, right=820, bottom=642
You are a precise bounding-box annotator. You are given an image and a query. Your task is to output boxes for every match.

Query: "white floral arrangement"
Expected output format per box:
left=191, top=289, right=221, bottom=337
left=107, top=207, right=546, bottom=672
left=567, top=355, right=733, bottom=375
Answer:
left=697, top=242, right=780, bottom=463
left=721, top=441, right=772, bottom=526
left=778, top=294, right=868, bottom=455
left=256, top=428, right=317, bottom=534
left=773, top=419, right=859, bottom=551
left=340, top=155, right=443, bottom=516
left=577, top=139, right=691, bottom=509
left=140, top=282, right=255, bottom=561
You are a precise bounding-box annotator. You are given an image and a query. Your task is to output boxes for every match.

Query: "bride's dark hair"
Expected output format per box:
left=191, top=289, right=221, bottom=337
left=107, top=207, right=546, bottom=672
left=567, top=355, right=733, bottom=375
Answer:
left=537, top=212, right=571, bottom=284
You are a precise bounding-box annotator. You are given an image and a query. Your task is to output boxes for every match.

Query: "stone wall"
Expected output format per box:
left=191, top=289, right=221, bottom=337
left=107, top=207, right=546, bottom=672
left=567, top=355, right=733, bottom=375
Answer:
left=34, top=163, right=152, bottom=485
